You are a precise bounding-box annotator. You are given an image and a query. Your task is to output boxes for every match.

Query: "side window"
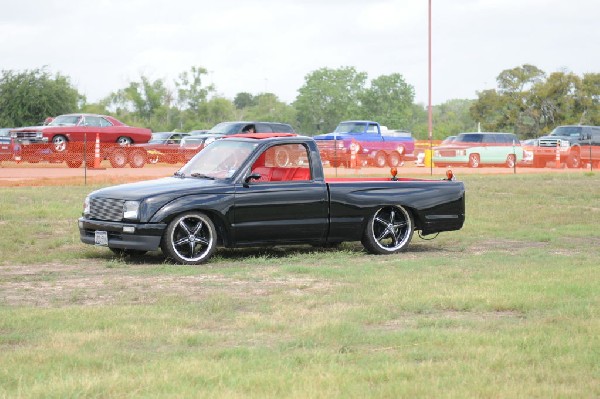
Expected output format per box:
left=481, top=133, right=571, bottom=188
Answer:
left=250, top=144, right=311, bottom=183
left=591, top=128, right=600, bottom=143
left=99, top=117, right=113, bottom=127
left=483, top=134, right=496, bottom=144
left=255, top=124, right=273, bottom=133
left=367, top=124, right=378, bottom=134
left=85, top=116, right=103, bottom=127
left=274, top=124, right=294, bottom=133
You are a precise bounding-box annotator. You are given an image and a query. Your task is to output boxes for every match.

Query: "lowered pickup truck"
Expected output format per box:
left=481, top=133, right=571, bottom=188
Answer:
left=314, top=120, right=415, bottom=168
left=78, top=133, right=465, bottom=265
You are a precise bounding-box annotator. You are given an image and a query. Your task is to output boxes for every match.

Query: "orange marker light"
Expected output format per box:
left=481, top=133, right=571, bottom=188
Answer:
left=446, top=169, right=454, bottom=181
left=390, top=167, right=398, bottom=180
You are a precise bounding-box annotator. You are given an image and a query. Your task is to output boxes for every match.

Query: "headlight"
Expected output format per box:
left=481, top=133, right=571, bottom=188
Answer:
left=83, top=196, right=90, bottom=216
left=123, top=201, right=140, bottom=220
left=204, top=137, right=216, bottom=146
left=560, top=140, right=569, bottom=148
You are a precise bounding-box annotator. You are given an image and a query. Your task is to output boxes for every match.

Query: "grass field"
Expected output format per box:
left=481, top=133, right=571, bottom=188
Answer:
left=0, top=173, right=598, bottom=398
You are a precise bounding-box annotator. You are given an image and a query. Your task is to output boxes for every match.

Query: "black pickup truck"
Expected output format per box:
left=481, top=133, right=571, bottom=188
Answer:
left=79, top=133, right=465, bottom=264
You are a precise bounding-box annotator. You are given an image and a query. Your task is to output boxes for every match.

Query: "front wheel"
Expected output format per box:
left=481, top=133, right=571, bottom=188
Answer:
left=129, top=149, right=147, bottom=168
left=374, top=151, right=387, bottom=168
left=161, top=212, right=217, bottom=265
left=109, top=148, right=127, bottom=168
left=468, top=153, right=480, bottom=168
left=361, top=205, right=414, bottom=255
left=117, top=136, right=132, bottom=146
left=51, top=135, right=68, bottom=152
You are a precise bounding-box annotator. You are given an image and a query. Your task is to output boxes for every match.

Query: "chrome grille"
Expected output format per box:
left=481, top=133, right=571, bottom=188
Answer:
left=90, top=198, right=124, bottom=221
left=13, top=131, right=40, bottom=140
left=538, top=138, right=560, bottom=147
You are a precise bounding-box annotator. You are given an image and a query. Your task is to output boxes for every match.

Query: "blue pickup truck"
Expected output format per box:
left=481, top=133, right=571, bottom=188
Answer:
left=314, top=120, right=415, bottom=168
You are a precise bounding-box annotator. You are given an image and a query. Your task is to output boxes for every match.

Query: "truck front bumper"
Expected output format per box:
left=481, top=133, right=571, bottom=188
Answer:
left=78, top=217, right=167, bottom=251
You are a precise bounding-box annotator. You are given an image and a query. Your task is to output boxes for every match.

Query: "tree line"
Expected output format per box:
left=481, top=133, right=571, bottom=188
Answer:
left=1, top=64, right=598, bottom=140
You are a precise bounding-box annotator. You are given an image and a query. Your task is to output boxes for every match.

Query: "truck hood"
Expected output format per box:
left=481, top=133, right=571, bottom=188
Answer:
left=313, top=132, right=353, bottom=140
left=90, top=176, right=235, bottom=201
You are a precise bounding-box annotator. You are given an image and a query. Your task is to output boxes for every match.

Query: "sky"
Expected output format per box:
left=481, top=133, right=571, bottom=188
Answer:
left=1, top=0, right=599, bottom=106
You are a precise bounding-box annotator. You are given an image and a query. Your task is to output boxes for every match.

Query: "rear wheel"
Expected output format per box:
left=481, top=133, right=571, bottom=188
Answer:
left=566, top=152, right=581, bottom=168
left=387, top=152, right=402, bottom=167
left=361, top=205, right=414, bottom=255
left=468, top=153, right=480, bottom=168
left=505, top=154, right=516, bottom=168
left=374, top=152, right=387, bottom=168
left=161, top=212, right=217, bottom=265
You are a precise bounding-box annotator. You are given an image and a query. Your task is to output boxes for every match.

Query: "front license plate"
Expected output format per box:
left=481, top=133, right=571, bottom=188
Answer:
left=94, top=231, right=108, bottom=246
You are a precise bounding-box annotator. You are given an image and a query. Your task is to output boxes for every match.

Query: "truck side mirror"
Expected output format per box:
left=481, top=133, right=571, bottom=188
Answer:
left=244, top=173, right=261, bottom=186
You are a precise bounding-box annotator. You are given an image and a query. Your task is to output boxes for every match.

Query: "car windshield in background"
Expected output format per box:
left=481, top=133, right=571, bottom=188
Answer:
left=334, top=122, right=366, bottom=134
left=48, top=115, right=80, bottom=126
left=208, top=123, right=240, bottom=134
left=454, top=134, right=484, bottom=143
left=148, top=133, right=174, bottom=143
left=549, top=126, right=582, bottom=137
left=177, top=140, right=258, bottom=179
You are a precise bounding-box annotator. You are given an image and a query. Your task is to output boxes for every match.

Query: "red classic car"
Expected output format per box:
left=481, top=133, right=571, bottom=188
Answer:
left=10, top=113, right=152, bottom=152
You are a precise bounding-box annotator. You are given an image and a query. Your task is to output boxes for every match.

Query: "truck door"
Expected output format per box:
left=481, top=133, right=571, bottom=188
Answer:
left=232, top=143, right=329, bottom=245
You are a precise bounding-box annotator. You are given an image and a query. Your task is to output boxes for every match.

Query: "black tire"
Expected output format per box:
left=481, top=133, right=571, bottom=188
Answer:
left=566, top=152, right=581, bottom=168
left=117, top=136, right=132, bottom=146
left=361, top=205, right=414, bottom=255
left=109, top=148, right=128, bottom=168
left=51, top=135, right=68, bottom=152
left=468, top=153, right=480, bottom=168
left=505, top=154, right=516, bottom=168
left=374, top=151, right=387, bottom=168
left=129, top=150, right=147, bottom=168
left=388, top=152, right=402, bottom=167
left=110, top=248, right=147, bottom=257
left=161, top=212, right=217, bottom=265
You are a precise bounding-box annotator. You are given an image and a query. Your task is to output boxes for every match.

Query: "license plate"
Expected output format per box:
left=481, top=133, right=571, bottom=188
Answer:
left=94, top=231, right=108, bottom=246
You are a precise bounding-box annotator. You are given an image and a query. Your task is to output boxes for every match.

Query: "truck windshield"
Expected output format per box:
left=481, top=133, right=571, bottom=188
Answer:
left=177, top=140, right=258, bottom=179
left=334, top=122, right=366, bottom=134
left=549, top=126, right=582, bottom=137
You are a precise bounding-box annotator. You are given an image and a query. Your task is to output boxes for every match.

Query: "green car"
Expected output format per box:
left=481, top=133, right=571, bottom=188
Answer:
left=433, top=132, right=523, bottom=168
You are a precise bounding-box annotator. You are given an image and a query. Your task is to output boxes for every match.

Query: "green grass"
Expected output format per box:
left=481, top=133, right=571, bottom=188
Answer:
left=0, top=173, right=599, bottom=398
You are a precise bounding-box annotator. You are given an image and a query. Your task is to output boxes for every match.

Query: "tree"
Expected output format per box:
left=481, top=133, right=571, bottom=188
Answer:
left=175, top=66, right=214, bottom=113
left=359, top=73, right=414, bottom=130
left=0, top=67, right=82, bottom=127
left=106, top=76, right=169, bottom=128
left=294, top=66, right=367, bottom=135
left=233, top=92, right=256, bottom=109
left=241, top=93, right=297, bottom=128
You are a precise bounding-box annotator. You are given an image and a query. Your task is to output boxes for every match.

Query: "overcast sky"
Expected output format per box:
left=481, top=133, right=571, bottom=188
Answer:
left=1, top=0, right=598, bottom=106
